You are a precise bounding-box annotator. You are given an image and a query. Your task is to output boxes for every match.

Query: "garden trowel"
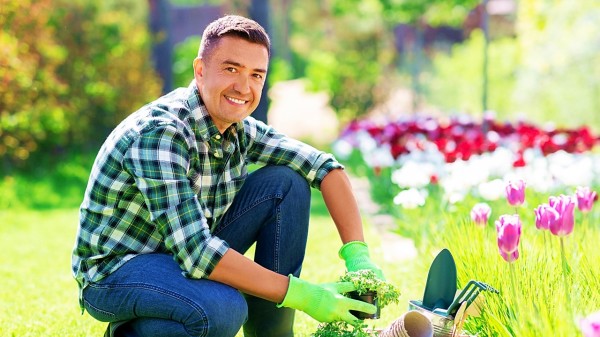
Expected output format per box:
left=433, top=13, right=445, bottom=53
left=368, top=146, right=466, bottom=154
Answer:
left=421, top=248, right=457, bottom=311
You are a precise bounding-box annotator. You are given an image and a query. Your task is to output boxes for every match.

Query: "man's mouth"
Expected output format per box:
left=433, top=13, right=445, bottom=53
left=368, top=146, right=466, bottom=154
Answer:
left=225, top=96, right=248, bottom=105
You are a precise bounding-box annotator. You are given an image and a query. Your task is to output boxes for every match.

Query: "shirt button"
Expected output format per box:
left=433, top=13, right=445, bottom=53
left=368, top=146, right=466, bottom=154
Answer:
left=204, top=209, right=212, bottom=218
left=215, top=135, right=221, bottom=140
left=214, top=151, right=221, bottom=158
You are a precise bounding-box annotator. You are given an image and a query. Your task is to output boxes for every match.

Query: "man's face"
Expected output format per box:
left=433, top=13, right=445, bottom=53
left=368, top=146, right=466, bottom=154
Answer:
left=193, top=36, right=269, bottom=133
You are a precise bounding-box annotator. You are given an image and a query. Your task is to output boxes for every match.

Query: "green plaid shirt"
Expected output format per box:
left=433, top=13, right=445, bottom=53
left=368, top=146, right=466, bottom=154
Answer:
left=72, top=81, right=342, bottom=291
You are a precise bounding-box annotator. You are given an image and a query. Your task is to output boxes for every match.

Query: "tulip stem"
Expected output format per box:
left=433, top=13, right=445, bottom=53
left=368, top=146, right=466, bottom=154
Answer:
left=559, top=237, right=571, bottom=315
left=542, top=230, right=548, bottom=251
left=509, top=262, right=518, bottom=317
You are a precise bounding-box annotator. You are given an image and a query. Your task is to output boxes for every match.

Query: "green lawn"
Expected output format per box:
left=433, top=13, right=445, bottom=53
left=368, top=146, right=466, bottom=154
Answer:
left=0, top=194, right=426, bottom=336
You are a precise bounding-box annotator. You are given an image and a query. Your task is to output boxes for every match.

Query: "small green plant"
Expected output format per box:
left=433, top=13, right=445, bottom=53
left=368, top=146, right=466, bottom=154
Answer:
left=312, top=270, right=401, bottom=337
left=312, top=321, right=375, bottom=337
left=340, top=270, right=401, bottom=309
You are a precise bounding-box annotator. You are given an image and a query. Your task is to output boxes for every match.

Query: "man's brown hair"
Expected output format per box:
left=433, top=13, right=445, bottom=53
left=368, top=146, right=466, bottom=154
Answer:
left=198, top=15, right=271, bottom=60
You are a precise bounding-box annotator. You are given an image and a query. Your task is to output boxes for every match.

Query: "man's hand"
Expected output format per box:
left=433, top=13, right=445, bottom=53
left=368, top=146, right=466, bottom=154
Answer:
left=278, top=276, right=376, bottom=324
left=339, top=241, right=385, bottom=280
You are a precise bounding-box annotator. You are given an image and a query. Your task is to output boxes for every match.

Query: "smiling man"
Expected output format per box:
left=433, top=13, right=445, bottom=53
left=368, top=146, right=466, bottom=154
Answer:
left=72, top=15, right=385, bottom=337
left=194, top=35, right=268, bottom=132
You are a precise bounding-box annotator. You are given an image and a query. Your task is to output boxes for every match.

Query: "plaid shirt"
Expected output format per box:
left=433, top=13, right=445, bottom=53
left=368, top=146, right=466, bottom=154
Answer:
left=72, top=81, right=342, bottom=292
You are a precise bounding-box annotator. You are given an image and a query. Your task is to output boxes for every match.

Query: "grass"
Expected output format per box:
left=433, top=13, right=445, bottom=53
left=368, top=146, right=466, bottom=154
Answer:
left=438, top=211, right=600, bottom=337
left=0, top=152, right=93, bottom=210
left=0, top=191, right=427, bottom=337
left=0, top=209, right=102, bottom=336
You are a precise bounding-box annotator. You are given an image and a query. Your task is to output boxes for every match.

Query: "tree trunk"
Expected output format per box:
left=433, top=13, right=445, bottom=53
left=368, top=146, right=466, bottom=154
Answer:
left=249, top=0, right=270, bottom=124
left=148, top=0, right=173, bottom=94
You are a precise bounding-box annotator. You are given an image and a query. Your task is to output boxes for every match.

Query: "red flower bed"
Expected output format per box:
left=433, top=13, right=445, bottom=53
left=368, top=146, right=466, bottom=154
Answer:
left=339, top=114, right=600, bottom=166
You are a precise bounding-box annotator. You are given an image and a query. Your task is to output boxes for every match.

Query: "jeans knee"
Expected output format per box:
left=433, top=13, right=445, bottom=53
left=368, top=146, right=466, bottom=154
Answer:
left=276, top=166, right=310, bottom=202
left=188, top=290, right=247, bottom=337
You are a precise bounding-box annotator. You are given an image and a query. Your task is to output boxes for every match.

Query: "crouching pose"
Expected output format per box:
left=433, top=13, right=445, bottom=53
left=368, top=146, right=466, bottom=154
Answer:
left=72, top=14, right=385, bottom=337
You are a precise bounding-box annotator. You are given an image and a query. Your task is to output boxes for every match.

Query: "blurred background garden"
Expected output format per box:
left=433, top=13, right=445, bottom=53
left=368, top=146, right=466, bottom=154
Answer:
left=1, top=0, right=599, bottom=336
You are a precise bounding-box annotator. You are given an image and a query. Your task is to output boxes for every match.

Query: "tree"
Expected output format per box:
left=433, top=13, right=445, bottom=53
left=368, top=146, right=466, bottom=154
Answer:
left=380, top=0, right=482, bottom=111
left=513, top=0, right=600, bottom=129
left=0, top=0, right=68, bottom=167
left=0, top=0, right=162, bottom=170
left=248, top=0, right=270, bottom=123
left=285, top=0, right=396, bottom=121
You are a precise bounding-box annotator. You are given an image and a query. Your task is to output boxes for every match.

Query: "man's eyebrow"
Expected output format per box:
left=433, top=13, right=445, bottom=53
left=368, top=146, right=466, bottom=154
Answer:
left=223, top=59, right=267, bottom=73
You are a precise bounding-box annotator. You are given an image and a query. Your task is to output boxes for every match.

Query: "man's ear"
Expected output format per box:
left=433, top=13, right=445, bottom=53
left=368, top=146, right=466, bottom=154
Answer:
left=193, top=57, right=203, bottom=81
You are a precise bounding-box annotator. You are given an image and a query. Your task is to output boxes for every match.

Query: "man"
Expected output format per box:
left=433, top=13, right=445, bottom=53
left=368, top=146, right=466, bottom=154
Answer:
left=72, top=15, right=385, bottom=337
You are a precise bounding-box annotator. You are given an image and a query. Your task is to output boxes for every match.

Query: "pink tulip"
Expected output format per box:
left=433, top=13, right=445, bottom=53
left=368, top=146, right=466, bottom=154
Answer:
left=576, top=186, right=597, bottom=213
left=548, top=195, right=576, bottom=236
left=505, top=180, right=526, bottom=206
left=534, top=203, right=559, bottom=231
left=499, top=249, right=519, bottom=263
left=470, top=203, right=492, bottom=226
left=496, top=214, right=521, bottom=261
left=580, top=310, right=600, bottom=337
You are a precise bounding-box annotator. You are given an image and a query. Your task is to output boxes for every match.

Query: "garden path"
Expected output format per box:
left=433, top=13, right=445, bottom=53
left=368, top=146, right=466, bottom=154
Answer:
left=350, top=175, right=418, bottom=263
left=268, top=80, right=418, bottom=264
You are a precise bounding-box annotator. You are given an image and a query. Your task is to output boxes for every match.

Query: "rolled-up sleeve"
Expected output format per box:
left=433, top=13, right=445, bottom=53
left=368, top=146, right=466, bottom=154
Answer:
left=243, top=118, right=344, bottom=189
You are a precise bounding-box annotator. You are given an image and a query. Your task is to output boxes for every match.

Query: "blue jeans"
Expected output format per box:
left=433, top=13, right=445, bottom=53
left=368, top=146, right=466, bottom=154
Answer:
left=83, top=166, right=311, bottom=337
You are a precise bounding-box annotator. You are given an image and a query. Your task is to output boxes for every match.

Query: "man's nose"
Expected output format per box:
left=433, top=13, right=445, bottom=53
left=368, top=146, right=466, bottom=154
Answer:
left=233, top=75, right=251, bottom=94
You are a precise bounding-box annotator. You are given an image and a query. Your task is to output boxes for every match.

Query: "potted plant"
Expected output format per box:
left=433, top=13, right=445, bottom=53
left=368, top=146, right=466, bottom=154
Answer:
left=341, top=270, right=400, bottom=319
left=312, top=270, right=401, bottom=336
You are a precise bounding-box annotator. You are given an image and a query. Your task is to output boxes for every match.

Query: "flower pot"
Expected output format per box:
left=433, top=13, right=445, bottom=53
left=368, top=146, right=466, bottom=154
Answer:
left=379, top=310, right=433, bottom=337
left=349, top=291, right=381, bottom=319
left=408, top=300, right=454, bottom=337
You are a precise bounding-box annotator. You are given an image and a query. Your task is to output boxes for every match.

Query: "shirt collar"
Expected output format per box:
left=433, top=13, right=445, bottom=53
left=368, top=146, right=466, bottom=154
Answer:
left=185, top=81, right=241, bottom=141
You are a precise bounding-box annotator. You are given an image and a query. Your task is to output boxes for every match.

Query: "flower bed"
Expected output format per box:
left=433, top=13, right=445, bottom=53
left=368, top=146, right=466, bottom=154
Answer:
left=334, top=113, right=600, bottom=207
left=332, top=113, right=600, bottom=336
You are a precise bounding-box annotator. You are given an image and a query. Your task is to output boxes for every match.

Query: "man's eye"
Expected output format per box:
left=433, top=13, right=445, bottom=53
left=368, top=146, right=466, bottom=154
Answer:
left=226, top=67, right=237, bottom=73
left=253, top=73, right=264, bottom=80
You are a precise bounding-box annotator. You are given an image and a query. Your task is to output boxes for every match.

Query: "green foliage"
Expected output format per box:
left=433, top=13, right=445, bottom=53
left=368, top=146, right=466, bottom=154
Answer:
left=425, top=30, right=518, bottom=118
left=424, top=0, right=600, bottom=131
left=340, top=270, right=401, bottom=309
left=267, top=57, right=295, bottom=86
left=0, top=0, right=162, bottom=170
left=0, top=152, right=94, bottom=210
left=278, top=0, right=486, bottom=121
left=287, top=0, right=396, bottom=121
left=380, top=0, right=480, bottom=26
left=0, top=0, right=68, bottom=165
left=312, top=321, right=375, bottom=337
left=513, top=0, right=600, bottom=130
left=51, top=0, right=162, bottom=144
left=173, top=36, right=201, bottom=88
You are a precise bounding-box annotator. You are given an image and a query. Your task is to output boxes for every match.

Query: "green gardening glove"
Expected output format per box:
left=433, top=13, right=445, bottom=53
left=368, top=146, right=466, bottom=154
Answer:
left=339, top=241, right=386, bottom=280
left=278, top=275, right=376, bottom=324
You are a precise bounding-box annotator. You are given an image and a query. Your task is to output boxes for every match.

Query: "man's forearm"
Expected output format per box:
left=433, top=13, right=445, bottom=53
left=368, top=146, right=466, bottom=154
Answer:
left=208, top=249, right=289, bottom=303
left=320, top=168, right=365, bottom=243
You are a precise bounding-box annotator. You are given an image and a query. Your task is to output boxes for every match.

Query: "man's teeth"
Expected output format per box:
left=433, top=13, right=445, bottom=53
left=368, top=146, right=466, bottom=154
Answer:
left=227, top=96, right=246, bottom=104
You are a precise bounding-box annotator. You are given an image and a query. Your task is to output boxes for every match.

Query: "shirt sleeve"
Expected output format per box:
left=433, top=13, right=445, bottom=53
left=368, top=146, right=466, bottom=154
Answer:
left=242, top=118, right=344, bottom=189
left=123, top=123, right=229, bottom=279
